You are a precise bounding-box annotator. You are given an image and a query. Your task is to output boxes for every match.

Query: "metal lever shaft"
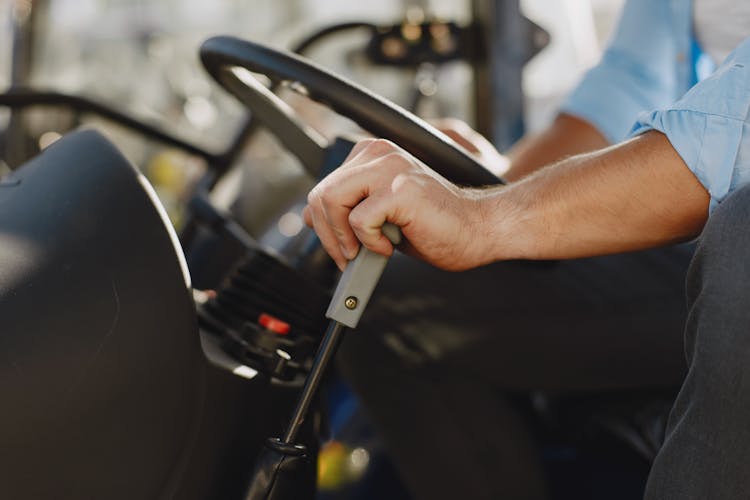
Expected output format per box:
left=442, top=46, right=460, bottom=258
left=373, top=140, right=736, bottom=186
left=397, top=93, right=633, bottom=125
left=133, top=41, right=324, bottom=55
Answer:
left=282, top=223, right=402, bottom=443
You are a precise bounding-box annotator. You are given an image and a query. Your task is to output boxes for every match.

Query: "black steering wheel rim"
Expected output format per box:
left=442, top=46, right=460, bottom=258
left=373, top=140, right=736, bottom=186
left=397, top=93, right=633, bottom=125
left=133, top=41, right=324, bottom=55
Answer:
left=200, top=35, right=504, bottom=187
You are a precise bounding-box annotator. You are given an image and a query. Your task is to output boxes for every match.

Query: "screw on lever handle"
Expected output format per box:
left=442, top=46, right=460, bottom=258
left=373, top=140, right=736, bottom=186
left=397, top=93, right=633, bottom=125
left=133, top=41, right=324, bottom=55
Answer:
left=326, top=222, right=402, bottom=328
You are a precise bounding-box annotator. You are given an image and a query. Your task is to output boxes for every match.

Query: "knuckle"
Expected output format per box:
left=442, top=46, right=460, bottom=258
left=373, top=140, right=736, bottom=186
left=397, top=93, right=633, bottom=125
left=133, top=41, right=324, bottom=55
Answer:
left=348, top=210, right=365, bottom=230
left=319, top=193, right=341, bottom=214
left=365, top=138, right=397, bottom=155
left=317, top=190, right=331, bottom=208
left=307, top=184, right=324, bottom=204
left=391, top=172, right=419, bottom=195
left=312, top=183, right=334, bottom=207
left=307, top=189, right=318, bottom=205
left=381, top=151, right=411, bottom=172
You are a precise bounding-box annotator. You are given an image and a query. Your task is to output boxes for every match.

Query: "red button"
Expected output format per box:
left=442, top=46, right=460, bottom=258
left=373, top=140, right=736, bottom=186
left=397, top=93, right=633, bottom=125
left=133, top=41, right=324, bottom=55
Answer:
left=258, top=313, right=291, bottom=335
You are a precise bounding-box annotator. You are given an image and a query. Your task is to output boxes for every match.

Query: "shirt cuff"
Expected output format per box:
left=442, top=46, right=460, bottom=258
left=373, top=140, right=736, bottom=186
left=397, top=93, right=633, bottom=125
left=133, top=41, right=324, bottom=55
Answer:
left=631, top=110, right=743, bottom=213
left=629, top=57, right=750, bottom=214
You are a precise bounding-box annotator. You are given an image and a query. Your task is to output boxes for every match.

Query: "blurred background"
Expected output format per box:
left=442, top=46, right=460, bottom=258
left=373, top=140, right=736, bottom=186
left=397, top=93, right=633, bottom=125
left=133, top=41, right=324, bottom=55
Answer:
left=0, top=1, right=635, bottom=498
left=0, top=0, right=624, bottom=229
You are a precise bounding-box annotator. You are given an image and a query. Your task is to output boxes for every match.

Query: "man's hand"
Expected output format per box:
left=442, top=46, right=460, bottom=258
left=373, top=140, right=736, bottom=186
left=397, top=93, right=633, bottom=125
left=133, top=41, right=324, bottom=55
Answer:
left=303, top=138, right=490, bottom=272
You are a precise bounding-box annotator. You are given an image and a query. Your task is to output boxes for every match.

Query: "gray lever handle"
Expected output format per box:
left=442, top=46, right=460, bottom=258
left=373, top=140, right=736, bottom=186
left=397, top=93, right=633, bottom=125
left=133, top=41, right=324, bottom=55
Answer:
left=325, top=223, right=402, bottom=328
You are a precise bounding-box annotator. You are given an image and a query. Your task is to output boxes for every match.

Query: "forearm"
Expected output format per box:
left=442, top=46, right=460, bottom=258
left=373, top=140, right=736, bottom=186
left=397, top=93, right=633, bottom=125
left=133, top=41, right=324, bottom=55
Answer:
left=306, top=131, right=709, bottom=272
left=504, top=113, right=609, bottom=182
left=482, top=131, right=710, bottom=261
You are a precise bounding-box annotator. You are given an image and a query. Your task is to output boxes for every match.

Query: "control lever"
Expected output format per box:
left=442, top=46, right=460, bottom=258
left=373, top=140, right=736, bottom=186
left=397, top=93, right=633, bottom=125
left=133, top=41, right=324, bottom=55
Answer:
left=244, top=223, right=402, bottom=500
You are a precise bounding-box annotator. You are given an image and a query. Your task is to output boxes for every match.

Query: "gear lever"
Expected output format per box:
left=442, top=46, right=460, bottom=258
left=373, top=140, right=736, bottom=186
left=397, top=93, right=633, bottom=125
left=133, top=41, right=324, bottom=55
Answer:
left=244, top=223, right=402, bottom=500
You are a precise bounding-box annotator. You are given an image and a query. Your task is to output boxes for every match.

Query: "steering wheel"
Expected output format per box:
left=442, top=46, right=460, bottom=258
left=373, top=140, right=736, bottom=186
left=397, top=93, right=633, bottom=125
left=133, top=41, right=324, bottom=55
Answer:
left=199, top=35, right=504, bottom=187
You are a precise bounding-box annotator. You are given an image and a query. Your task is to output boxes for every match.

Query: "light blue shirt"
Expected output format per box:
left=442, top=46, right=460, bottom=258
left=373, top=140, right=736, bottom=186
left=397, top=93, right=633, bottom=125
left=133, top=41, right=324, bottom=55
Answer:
left=562, top=0, right=750, bottom=212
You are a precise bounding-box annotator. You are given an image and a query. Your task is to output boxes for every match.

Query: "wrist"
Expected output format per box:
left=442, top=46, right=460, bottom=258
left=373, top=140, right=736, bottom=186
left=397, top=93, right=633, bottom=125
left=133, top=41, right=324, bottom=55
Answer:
left=473, top=184, right=545, bottom=262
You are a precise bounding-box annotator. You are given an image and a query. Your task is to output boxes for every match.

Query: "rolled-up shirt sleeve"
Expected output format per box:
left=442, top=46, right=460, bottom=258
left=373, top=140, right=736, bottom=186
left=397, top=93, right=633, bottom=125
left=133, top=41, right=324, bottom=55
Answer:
left=631, top=38, right=750, bottom=212
left=561, top=0, right=682, bottom=143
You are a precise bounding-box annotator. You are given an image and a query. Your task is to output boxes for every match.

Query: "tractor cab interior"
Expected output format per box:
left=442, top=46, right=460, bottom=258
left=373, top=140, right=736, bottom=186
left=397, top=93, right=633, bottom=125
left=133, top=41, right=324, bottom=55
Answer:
left=0, top=2, right=675, bottom=499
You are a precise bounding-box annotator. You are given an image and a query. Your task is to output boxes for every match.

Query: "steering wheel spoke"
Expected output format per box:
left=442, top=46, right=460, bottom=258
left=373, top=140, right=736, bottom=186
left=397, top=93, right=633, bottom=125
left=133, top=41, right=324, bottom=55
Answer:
left=215, top=66, right=329, bottom=176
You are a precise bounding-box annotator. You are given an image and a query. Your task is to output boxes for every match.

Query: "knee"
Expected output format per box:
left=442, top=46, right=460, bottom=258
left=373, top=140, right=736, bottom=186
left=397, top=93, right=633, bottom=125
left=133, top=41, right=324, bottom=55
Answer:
left=689, top=184, right=750, bottom=298
left=685, top=185, right=750, bottom=371
left=703, top=183, right=750, bottom=240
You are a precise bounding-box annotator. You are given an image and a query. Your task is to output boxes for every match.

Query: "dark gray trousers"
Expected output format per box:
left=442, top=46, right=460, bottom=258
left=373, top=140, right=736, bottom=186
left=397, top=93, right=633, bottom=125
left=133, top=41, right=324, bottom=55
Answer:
left=644, top=184, right=750, bottom=499
left=337, top=185, right=750, bottom=499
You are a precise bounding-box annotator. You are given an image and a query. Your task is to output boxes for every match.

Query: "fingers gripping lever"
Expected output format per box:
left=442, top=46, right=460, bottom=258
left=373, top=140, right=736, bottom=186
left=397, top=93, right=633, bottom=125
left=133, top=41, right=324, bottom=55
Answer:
left=244, top=224, right=402, bottom=500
